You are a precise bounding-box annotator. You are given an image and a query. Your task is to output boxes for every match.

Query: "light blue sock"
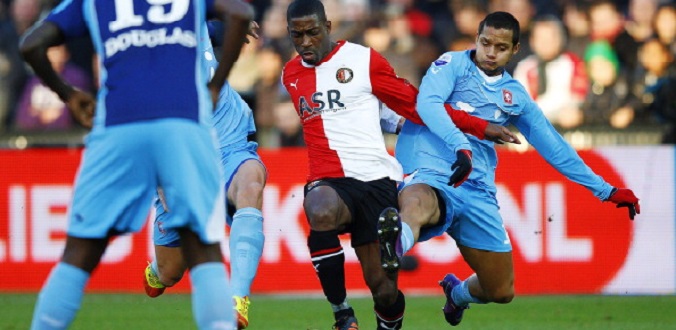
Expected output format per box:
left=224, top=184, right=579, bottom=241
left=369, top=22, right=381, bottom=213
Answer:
left=31, top=262, right=89, bottom=330
left=190, top=262, right=233, bottom=329
left=400, top=222, right=415, bottom=255
left=229, top=207, right=264, bottom=297
left=150, top=259, right=159, bottom=276
left=451, top=279, right=485, bottom=307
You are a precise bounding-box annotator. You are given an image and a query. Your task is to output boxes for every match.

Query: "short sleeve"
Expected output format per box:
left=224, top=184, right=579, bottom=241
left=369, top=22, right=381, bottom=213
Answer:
left=45, top=0, right=88, bottom=38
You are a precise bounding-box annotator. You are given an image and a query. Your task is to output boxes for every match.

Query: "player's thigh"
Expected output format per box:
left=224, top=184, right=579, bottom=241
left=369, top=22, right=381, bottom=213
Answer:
left=399, top=182, right=442, bottom=229
left=153, top=196, right=181, bottom=247
left=348, top=178, right=398, bottom=247
left=401, top=171, right=453, bottom=242
left=154, top=120, right=225, bottom=245
left=69, top=125, right=159, bottom=238
left=447, top=185, right=511, bottom=253
left=226, top=153, right=267, bottom=209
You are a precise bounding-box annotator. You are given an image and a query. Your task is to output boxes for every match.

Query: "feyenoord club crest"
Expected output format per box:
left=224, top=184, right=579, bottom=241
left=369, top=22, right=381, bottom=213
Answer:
left=502, top=89, right=513, bottom=105
left=336, top=67, right=353, bottom=83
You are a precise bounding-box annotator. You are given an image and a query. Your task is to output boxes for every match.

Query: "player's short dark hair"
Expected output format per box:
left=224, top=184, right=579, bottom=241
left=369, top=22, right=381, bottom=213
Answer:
left=287, top=0, right=327, bottom=23
left=478, top=11, right=521, bottom=46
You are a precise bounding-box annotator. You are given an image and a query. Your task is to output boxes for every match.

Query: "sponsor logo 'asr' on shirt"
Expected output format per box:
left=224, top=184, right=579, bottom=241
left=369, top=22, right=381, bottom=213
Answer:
left=297, top=90, right=346, bottom=121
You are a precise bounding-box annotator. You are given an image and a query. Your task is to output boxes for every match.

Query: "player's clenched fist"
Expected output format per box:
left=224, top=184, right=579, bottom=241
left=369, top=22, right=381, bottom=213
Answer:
left=449, top=149, right=472, bottom=188
left=65, top=88, right=95, bottom=129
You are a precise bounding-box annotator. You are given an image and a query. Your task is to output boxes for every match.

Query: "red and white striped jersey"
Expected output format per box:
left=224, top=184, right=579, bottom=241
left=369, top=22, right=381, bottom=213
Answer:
left=282, top=41, right=420, bottom=182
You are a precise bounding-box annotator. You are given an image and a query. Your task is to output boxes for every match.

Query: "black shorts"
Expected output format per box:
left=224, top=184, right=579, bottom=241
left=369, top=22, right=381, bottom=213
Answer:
left=304, top=177, right=399, bottom=247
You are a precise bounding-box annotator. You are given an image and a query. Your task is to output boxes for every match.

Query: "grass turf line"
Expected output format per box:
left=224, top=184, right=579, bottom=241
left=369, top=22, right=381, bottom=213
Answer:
left=2, top=294, right=676, bottom=329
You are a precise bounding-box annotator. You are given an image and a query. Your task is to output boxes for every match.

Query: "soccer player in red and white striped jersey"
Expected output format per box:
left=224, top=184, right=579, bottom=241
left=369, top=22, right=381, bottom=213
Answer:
left=282, top=1, right=517, bottom=329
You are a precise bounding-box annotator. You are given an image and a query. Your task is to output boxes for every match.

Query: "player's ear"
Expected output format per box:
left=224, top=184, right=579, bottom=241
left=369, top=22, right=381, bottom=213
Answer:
left=326, top=20, right=332, bottom=34
left=512, top=42, right=520, bottom=56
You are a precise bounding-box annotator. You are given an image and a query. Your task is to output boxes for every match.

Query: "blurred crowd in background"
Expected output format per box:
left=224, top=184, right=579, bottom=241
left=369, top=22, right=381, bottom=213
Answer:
left=0, top=0, right=674, bottom=148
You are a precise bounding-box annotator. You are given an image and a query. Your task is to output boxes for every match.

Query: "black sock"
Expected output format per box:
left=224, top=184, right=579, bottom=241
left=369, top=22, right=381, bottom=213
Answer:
left=308, top=230, right=346, bottom=306
left=374, top=290, right=405, bottom=330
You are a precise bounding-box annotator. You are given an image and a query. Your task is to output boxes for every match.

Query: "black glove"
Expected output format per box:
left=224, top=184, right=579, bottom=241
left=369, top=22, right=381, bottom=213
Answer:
left=606, top=187, right=640, bottom=220
left=448, top=149, right=472, bottom=188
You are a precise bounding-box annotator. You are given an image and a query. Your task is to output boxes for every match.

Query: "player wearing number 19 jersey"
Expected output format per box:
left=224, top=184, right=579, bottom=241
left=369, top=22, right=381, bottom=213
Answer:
left=22, top=0, right=253, bottom=329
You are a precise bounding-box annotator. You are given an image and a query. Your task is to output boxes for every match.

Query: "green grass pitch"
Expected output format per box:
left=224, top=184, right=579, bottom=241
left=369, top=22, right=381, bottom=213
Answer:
left=2, top=294, right=676, bottom=329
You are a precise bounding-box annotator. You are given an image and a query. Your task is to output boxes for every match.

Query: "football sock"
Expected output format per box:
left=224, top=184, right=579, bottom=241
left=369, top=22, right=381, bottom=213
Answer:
left=30, top=262, right=89, bottom=330
left=331, top=300, right=351, bottom=313
left=400, top=222, right=415, bottom=255
left=374, top=290, right=405, bottom=329
left=190, top=262, right=233, bottom=329
left=150, top=259, right=160, bottom=277
left=308, top=229, right=346, bottom=305
left=451, top=279, right=485, bottom=306
left=229, top=207, right=264, bottom=297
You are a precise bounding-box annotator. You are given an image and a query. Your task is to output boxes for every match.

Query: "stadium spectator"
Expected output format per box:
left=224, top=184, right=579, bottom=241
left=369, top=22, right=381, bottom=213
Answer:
left=513, top=16, right=587, bottom=129
left=362, top=15, right=420, bottom=86
left=379, top=11, right=640, bottom=327
left=653, top=3, right=675, bottom=55
left=21, top=0, right=253, bottom=329
left=272, top=99, right=305, bottom=147
left=281, top=1, right=514, bottom=328
left=562, top=0, right=592, bottom=59
left=260, top=3, right=296, bottom=62
left=13, top=44, right=90, bottom=131
left=489, top=0, right=535, bottom=74
left=625, top=0, right=659, bottom=44
left=588, top=0, right=640, bottom=77
left=631, top=38, right=676, bottom=142
left=0, top=0, right=41, bottom=132
left=447, top=0, right=488, bottom=52
left=581, top=41, right=633, bottom=128
left=228, top=40, right=260, bottom=117
left=253, top=46, right=285, bottom=144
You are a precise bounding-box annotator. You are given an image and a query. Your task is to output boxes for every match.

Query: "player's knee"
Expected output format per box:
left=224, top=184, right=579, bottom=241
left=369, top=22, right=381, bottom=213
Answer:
left=238, top=181, right=264, bottom=203
left=304, top=200, right=340, bottom=230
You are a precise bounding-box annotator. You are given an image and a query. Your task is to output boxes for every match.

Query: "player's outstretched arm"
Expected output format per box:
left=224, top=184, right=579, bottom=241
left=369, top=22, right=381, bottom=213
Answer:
left=605, top=188, right=641, bottom=220
left=19, top=22, right=95, bottom=128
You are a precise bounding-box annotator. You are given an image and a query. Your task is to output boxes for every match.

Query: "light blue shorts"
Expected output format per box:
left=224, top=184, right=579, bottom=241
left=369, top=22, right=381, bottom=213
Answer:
left=400, top=168, right=512, bottom=252
left=68, top=119, right=225, bottom=245
left=153, top=141, right=263, bottom=246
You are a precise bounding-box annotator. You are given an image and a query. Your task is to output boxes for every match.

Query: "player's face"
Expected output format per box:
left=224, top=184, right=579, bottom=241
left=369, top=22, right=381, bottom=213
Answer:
left=288, top=14, right=332, bottom=65
left=474, top=26, right=519, bottom=76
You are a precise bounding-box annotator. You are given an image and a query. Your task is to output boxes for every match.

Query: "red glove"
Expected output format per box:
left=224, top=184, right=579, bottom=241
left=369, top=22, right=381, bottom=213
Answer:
left=448, top=150, right=472, bottom=188
left=606, top=188, right=640, bottom=220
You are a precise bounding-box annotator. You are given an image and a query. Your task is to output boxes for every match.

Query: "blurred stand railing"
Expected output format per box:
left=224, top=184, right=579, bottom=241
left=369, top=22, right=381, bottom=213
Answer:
left=0, top=124, right=668, bottom=150
left=0, top=129, right=88, bottom=149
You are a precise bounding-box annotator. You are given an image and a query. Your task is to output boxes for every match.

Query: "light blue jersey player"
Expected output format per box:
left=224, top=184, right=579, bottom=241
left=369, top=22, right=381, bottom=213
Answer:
left=143, top=21, right=266, bottom=330
left=376, top=12, right=640, bottom=327
left=21, top=0, right=254, bottom=329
